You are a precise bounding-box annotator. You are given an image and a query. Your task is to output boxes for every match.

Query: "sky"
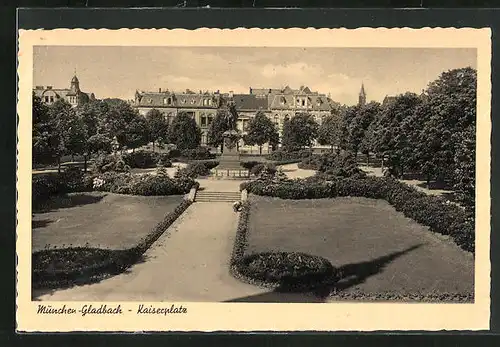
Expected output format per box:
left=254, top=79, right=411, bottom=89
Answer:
left=33, top=46, right=477, bottom=105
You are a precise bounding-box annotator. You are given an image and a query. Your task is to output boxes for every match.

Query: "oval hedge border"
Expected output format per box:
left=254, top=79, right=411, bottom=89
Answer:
left=236, top=251, right=336, bottom=291
left=230, top=201, right=337, bottom=291
left=32, top=199, right=192, bottom=289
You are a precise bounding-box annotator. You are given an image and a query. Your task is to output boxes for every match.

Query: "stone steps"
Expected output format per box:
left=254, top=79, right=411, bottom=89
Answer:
left=195, top=191, right=242, bottom=202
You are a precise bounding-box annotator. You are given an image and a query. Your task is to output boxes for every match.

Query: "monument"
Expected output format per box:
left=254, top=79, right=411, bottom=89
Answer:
left=211, top=103, right=249, bottom=179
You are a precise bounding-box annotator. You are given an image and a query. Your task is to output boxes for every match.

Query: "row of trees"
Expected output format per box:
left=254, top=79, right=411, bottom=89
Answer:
left=298, top=67, right=475, bottom=208
left=32, top=97, right=202, bottom=170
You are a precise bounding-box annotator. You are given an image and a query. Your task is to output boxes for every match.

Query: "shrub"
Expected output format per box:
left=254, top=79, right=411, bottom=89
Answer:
left=153, top=153, right=173, bottom=168
left=315, top=152, right=367, bottom=179
left=92, top=154, right=131, bottom=173
left=241, top=176, right=474, bottom=253
left=240, top=161, right=263, bottom=170
left=266, top=149, right=312, bottom=162
left=32, top=174, right=67, bottom=207
left=236, top=252, right=335, bottom=290
left=92, top=171, right=197, bottom=196
left=177, top=160, right=219, bottom=178
left=298, top=154, right=323, bottom=170
left=250, top=163, right=276, bottom=176
left=180, top=147, right=215, bottom=160
left=123, top=150, right=156, bottom=169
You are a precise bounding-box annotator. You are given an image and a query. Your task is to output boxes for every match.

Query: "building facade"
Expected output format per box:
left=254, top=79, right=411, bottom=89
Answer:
left=133, top=85, right=338, bottom=148
left=33, top=75, right=96, bottom=107
left=133, top=89, right=223, bottom=145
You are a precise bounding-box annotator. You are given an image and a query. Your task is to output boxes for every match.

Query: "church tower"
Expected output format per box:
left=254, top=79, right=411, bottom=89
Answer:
left=358, top=83, right=366, bottom=106
left=70, top=74, right=80, bottom=93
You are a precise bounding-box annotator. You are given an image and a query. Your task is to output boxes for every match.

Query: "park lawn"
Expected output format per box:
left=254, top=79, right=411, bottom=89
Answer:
left=32, top=192, right=184, bottom=252
left=246, top=195, right=474, bottom=297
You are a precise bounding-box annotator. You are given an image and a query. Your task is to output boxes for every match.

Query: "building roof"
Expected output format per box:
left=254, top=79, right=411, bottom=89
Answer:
left=33, top=87, right=93, bottom=103
left=232, top=94, right=268, bottom=111
left=135, top=91, right=220, bottom=109
left=267, top=93, right=331, bottom=111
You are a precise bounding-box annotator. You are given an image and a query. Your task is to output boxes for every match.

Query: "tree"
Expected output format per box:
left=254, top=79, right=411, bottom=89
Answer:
left=453, top=124, right=475, bottom=213
left=145, top=109, right=169, bottom=152
left=281, top=113, right=319, bottom=150
left=32, top=94, right=60, bottom=166
left=349, top=102, right=381, bottom=160
left=123, top=115, right=149, bottom=151
left=244, top=111, right=279, bottom=155
left=372, top=93, right=421, bottom=178
left=207, top=103, right=238, bottom=151
left=47, top=99, right=79, bottom=172
left=419, top=67, right=477, bottom=184
left=169, top=112, right=201, bottom=150
left=317, top=113, right=342, bottom=152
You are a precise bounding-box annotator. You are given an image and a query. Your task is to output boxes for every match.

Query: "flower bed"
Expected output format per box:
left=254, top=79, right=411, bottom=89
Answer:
left=32, top=199, right=192, bottom=289
left=237, top=251, right=335, bottom=291
left=241, top=176, right=474, bottom=253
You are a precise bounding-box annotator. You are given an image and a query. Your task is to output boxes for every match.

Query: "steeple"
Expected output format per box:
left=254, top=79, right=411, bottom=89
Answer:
left=358, top=82, right=366, bottom=106
left=70, top=69, right=80, bottom=93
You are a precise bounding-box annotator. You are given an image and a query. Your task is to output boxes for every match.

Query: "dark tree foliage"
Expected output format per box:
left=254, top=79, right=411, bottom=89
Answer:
left=244, top=111, right=279, bottom=154
left=169, top=112, right=202, bottom=150
left=281, top=113, right=319, bottom=150
left=145, top=108, right=169, bottom=152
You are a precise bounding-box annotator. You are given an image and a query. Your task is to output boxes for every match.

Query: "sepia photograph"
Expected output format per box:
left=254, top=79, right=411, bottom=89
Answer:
left=16, top=28, right=491, bottom=332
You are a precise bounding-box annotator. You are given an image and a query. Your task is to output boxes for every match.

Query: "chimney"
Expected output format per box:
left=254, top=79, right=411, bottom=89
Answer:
left=159, top=88, right=162, bottom=93
left=229, top=90, right=234, bottom=98
left=46, top=86, right=52, bottom=89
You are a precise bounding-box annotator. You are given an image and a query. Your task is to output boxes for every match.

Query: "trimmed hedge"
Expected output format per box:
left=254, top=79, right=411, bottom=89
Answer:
left=33, top=199, right=192, bottom=289
left=241, top=176, right=474, bottom=253
left=93, top=171, right=198, bottom=196
left=238, top=252, right=335, bottom=290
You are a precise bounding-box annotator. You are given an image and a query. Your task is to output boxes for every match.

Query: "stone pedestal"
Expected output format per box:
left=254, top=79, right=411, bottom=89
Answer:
left=211, top=130, right=249, bottom=179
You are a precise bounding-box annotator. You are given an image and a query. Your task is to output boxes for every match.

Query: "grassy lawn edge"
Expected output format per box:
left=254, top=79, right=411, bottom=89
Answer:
left=229, top=198, right=473, bottom=303
left=32, top=198, right=193, bottom=290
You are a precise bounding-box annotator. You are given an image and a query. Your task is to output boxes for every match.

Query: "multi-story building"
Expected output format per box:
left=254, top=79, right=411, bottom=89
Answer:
left=133, top=85, right=339, bottom=148
left=249, top=85, right=332, bottom=146
left=33, top=75, right=96, bottom=107
left=133, top=88, right=223, bottom=145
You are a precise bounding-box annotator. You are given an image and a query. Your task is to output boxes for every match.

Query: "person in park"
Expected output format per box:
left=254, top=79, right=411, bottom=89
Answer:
left=233, top=200, right=242, bottom=212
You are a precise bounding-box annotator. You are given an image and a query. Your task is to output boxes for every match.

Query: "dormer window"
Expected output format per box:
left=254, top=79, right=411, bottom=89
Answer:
left=191, top=99, right=195, bottom=105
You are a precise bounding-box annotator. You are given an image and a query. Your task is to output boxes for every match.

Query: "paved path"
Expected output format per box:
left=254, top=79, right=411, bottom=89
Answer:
left=359, top=165, right=456, bottom=198
left=34, top=201, right=267, bottom=302
left=278, top=163, right=316, bottom=179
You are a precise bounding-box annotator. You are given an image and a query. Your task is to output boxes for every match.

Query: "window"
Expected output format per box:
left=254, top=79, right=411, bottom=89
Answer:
left=163, top=98, right=172, bottom=105
left=49, top=96, right=54, bottom=103
left=302, top=99, right=305, bottom=106
left=201, top=115, right=207, bottom=127
left=44, top=96, right=49, bottom=103
left=208, top=99, right=212, bottom=106
left=208, top=116, right=214, bottom=125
